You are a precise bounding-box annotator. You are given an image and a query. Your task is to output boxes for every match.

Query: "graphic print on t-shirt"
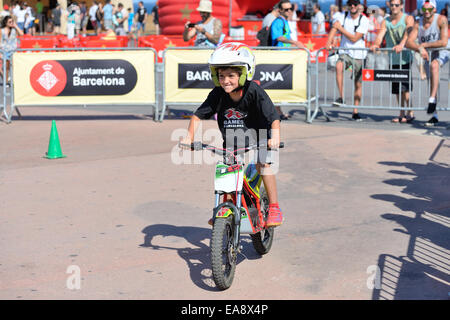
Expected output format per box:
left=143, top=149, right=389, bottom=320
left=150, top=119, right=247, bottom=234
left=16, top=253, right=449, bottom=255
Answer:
left=223, top=107, right=247, bottom=129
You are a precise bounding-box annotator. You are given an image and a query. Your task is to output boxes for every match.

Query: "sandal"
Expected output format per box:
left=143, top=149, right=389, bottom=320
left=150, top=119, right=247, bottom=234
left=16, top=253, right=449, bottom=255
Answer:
left=392, top=117, right=407, bottom=123
left=406, top=116, right=415, bottom=123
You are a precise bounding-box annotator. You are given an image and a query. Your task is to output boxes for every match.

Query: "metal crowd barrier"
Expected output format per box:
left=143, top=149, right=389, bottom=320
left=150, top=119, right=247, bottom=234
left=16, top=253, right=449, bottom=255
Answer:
left=7, top=45, right=448, bottom=125
left=0, top=47, right=158, bottom=123
left=309, top=47, right=450, bottom=122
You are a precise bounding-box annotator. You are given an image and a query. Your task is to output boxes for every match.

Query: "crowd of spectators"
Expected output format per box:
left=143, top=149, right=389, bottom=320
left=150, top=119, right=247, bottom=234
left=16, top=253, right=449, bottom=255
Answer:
left=0, top=0, right=160, bottom=38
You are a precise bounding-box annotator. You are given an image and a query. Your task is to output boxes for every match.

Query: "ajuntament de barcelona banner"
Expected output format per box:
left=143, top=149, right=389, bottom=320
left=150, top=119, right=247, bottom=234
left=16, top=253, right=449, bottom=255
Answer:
left=13, top=50, right=156, bottom=105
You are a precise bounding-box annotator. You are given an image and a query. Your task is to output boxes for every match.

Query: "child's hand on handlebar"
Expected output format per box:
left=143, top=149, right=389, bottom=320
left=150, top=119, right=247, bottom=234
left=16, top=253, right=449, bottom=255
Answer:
left=179, top=137, right=192, bottom=150
left=268, top=138, right=280, bottom=149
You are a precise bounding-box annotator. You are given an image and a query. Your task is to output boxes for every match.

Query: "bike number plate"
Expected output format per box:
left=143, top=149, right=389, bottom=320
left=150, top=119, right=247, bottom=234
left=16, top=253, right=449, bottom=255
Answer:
left=214, top=163, right=244, bottom=193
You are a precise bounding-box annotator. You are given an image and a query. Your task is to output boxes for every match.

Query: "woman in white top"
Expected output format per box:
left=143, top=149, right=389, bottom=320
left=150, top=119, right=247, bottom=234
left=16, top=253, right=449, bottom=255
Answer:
left=0, top=15, right=23, bottom=86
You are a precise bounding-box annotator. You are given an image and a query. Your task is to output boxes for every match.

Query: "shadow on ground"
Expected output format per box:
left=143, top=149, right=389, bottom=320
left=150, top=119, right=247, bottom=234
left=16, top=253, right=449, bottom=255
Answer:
left=139, top=224, right=261, bottom=291
left=370, top=140, right=450, bottom=299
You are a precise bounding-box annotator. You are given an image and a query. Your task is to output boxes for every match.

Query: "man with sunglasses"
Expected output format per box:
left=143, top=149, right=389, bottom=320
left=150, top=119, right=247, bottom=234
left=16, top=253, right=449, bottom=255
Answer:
left=270, top=0, right=304, bottom=49
left=406, top=0, right=449, bottom=127
left=326, top=0, right=369, bottom=121
left=370, top=0, right=415, bottom=123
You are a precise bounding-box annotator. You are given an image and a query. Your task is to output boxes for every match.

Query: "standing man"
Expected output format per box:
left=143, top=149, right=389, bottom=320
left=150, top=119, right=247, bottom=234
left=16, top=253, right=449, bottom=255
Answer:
left=102, top=0, right=113, bottom=31
left=36, top=0, right=44, bottom=34
left=271, top=0, right=304, bottom=48
left=89, top=1, right=98, bottom=34
left=151, top=1, right=159, bottom=35
left=114, top=3, right=126, bottom=36
left=51, top=3, right=62, bottom=35
left=312, top=3, right=326, bottom=35
left=406, top=0, right=448, bottom=127
left=183, top=0, right=223, bottom=47
left=370, top=0, right=415, bottom=123
left=136, top=1, right=147, bottom=37
left=326, top=0, right=369, bottom=121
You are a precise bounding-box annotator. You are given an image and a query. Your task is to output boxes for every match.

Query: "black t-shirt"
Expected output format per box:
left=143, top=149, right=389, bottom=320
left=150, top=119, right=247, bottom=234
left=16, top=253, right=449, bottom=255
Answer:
left=194, top=81, right=280, bottom=148
left=137, top=7, right=147, bottom=23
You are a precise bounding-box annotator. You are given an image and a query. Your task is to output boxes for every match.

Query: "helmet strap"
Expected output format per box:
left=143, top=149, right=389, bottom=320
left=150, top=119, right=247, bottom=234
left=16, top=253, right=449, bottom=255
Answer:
left=232, top=86, right=244, bottom=94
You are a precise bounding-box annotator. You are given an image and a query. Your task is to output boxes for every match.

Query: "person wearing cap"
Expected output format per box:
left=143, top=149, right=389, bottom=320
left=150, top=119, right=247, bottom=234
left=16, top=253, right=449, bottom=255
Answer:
left=370, top=0, right=415, bottom=123
left=326, top=0, right=369, bottom=121
left=183, top=0, right=223, bottom=47
left=406, top=0, right=449, bottom=127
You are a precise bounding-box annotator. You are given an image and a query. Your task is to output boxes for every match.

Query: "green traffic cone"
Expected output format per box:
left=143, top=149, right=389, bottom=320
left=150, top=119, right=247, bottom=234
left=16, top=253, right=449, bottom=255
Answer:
left=45, top=120, right=66, bottom=159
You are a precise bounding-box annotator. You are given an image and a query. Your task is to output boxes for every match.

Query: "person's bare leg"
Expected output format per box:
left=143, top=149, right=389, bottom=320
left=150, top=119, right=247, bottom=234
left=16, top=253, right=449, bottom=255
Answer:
left=336, top=60, right=344, bottom=99
left=430, top=59, right=440, bottom=100
left=256, top=163, right=278, bottom=204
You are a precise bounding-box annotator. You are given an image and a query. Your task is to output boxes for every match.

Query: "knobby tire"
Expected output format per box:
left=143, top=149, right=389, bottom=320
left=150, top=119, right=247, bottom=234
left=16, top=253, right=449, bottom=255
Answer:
left=211, top=215, right=236, bottom=290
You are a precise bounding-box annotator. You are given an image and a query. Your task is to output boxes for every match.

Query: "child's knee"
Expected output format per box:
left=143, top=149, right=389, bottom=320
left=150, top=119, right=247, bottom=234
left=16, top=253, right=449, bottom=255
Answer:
left=255, top=163, right=272, bottom=175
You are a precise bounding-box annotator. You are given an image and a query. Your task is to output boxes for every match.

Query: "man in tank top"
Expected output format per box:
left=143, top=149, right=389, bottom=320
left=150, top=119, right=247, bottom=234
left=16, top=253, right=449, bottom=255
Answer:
left=406, top=0, right=449, bottom=126
left=183, top=0, right=223, bottom=47
left=371, top=0, right=415, bottom=123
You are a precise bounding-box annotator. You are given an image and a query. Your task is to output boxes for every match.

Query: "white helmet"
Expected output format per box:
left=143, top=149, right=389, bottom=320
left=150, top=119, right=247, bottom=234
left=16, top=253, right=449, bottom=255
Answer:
left=208, top=42, right=256, bottom=87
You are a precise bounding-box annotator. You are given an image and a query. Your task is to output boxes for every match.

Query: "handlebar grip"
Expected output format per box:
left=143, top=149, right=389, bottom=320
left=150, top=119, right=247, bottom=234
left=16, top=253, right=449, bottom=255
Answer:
left=191, top=141, right=203, bottom=151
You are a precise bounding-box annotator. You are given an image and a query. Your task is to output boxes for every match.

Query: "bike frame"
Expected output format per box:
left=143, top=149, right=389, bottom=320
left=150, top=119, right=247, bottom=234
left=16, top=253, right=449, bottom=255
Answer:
left=213, top=159, right=267, bottom=247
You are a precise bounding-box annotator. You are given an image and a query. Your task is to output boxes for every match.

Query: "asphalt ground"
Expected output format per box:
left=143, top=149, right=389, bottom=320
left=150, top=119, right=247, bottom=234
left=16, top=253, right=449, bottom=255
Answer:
left=0, top=104, right=449, bottom=300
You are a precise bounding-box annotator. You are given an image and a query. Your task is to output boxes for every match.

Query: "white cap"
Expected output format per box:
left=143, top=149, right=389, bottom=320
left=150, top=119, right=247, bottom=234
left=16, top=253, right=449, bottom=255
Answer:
left=197, top=0, right=212, bottom=13
left=421, top=0, right=437, bottom=8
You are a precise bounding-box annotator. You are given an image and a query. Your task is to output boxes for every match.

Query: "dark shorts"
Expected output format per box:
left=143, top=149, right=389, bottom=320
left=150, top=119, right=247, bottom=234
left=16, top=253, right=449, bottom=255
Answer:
left=391, top=63, right=412, bottom=94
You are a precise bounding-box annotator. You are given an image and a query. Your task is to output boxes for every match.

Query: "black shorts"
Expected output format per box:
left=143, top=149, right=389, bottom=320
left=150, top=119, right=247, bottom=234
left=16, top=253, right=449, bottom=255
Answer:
left=391, top=63, right=412, bottom=94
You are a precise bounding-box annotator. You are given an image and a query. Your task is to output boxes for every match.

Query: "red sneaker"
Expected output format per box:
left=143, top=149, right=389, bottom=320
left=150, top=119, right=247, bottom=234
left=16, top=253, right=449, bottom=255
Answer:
left=266, top=203, right=283, bottom=227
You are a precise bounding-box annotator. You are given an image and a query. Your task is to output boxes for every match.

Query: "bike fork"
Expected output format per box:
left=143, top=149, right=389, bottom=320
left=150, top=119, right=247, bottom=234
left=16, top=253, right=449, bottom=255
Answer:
left=233, top=192, right=242, bottom=249
left=213, top=192, right=242, bottom=250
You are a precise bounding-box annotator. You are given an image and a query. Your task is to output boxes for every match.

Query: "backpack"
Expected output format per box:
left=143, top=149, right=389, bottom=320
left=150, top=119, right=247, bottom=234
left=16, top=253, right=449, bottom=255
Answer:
left=257, top=17, right=286, bottom=47
left=257, top=26, right=271, bottom=46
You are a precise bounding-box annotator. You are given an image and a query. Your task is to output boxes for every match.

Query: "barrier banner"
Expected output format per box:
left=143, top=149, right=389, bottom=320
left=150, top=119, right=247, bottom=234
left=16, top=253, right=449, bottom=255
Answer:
left=164, top=49, right=308, bottom=104
left=13, top=50, right=156, bottom=105
left=362, top=69, right=410, bottom=82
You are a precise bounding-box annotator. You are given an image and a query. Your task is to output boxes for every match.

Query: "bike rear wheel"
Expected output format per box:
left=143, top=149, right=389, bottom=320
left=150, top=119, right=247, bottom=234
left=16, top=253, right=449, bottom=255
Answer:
left=250, top=186, right=274, bottom=255
left=211, top=215, right=237, bottom=290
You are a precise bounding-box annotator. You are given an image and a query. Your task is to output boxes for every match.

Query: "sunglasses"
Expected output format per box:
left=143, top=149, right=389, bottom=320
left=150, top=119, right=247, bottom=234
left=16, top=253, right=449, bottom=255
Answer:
left=422, top=7, right=433, bottom=12
left=390, top=3, right=401, bottom=7
left=282, top=7, right=293, bottom=11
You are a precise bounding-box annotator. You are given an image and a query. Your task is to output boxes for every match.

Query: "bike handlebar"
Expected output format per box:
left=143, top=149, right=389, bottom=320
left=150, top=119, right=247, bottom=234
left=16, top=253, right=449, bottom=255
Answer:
left=179, top=142, right=285, bottom=156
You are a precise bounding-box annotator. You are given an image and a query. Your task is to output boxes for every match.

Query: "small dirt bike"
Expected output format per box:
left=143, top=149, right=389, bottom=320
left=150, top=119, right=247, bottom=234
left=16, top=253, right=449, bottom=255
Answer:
left=181, top=141, right=284, bottom=290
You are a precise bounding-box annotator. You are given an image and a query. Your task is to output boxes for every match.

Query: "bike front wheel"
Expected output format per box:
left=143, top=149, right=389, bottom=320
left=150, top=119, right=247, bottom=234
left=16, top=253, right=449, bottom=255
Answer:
left=210, top=215, right=237, bottom=290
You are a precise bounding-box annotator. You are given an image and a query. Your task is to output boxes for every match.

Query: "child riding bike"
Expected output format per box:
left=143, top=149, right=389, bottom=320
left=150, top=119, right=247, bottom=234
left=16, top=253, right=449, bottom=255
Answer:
left=180, top=42, right=284, bottom=227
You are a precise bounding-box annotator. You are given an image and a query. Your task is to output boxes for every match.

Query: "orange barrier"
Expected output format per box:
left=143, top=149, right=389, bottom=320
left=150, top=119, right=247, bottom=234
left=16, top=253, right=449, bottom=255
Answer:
left=82, top=39, right=125, bottom=48
left=19, top=34, right=130, bottom=50
left=19, top=38, right=58, bottom=49
left=221, top=36, right=260, bottom=47
left=298, top=35, right=328, bottom=63
left=236, top=19, right=263, bottom=39
left=138, top=35, right=195, bottom=62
